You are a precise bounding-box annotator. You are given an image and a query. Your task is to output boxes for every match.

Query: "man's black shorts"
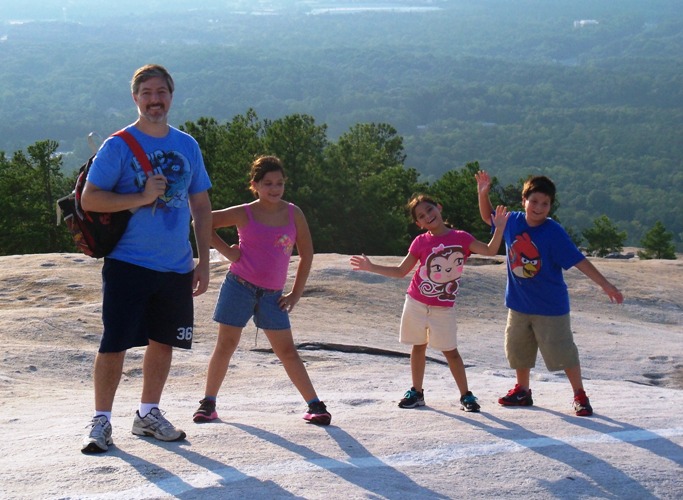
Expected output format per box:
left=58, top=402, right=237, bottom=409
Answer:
left=99, top=258, right=194, bottom=352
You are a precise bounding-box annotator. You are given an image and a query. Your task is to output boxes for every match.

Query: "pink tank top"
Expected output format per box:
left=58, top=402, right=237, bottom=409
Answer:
left=229, top=203, right=297, bottom=290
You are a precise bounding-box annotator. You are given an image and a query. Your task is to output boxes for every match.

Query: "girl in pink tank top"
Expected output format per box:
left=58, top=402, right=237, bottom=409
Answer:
left=193, top=155, right=331, bottom=426
left=228, top=202, right=296, bottom=291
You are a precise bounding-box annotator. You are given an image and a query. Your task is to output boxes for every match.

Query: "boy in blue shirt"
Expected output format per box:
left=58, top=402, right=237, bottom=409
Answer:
left=476, top=171, right=623, bottom=416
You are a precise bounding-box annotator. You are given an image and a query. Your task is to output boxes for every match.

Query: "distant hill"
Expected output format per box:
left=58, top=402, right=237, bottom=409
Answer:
left=1, top=0, right=681, bottom=248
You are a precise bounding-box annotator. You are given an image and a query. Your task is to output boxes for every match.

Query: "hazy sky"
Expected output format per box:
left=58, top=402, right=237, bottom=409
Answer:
left=3, top=1, right=441, bottom=22
left=0, top=1, right=311, bottom=20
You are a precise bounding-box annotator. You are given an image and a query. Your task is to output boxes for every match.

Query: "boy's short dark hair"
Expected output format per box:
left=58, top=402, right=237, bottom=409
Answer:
left=522, top=175, right=556, bottom=204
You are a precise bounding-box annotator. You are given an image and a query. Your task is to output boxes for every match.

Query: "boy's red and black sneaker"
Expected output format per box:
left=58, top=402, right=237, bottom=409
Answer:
left=573, top=389, right=593, bottom=416
left=498, top=384, right=534, bottom=406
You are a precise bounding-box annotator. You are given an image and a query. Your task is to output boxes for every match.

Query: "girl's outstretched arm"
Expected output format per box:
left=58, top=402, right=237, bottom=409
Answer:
left=475, top=170, right=495, bottom=226
left=468, top=205, right=510, bottom=256
left=350, top=253, right=418, bottom=278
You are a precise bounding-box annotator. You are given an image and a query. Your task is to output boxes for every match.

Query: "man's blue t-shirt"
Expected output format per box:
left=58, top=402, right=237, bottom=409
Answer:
left=503, top=212, right=585, bottom=316
left=87, top=125, right=212, bottom=273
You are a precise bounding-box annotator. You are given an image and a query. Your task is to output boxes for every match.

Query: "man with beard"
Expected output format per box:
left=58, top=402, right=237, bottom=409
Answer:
left=80, top=64, right=212, bottom=453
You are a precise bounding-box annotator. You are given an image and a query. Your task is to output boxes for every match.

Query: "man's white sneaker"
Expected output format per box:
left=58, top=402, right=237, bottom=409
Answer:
left=81, top=415, right=113, bottom=454
left=131, top=408, right=186, bottom=442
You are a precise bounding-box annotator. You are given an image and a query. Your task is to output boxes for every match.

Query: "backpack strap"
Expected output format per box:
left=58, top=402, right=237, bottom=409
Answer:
left=112, top=129, right=158, bottom=213
left=112, top=129, right=154, bottom=176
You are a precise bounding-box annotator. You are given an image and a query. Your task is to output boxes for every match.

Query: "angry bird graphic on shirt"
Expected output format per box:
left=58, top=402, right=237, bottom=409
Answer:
left=509, top=232, right=541, bottom=278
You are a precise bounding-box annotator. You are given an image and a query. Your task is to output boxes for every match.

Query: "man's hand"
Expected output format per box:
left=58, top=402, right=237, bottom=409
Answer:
left=192, top=260, right=210, bottom=297
left=143, top=174, right=167, bottom=204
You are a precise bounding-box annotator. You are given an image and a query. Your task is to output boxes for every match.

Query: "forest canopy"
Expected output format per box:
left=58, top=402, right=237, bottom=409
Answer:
left=1, top=0, right=682, bottom=249
left=4, top=110, right=675, bottom=260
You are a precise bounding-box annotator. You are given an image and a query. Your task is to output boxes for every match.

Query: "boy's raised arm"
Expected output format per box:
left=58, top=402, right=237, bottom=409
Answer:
left=475, top=170, right=495, bottom=226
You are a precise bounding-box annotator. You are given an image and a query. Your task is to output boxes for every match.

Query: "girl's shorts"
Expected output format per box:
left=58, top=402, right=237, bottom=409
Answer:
left=504, top=309, right=580, bottom=371
left=399, top=294, right=458, bottom=351
left=100, top=258, right=194, bottom=353
left=213, top=272, right=290, bottom=330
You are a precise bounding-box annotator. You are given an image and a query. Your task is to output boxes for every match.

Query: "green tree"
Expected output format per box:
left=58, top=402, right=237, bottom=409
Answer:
left=262, top=113, right=329, bottom=244
left=181, top=111, right=263, bottom=211
left=564, top=226, right=584, bottom=248
left=320, top=123, right=423, bottom=254
left=582, top=215, right=627, bottom=257
left=638, top=221, right=676, bottom=260
left=182, top=113, right=425, bottom=255
left=0, top=140, right=72, bottom=255
left=496, top=181, right=523, bottom=212
left=430, top=161, right=491, bottom=242
left=262, top=113, right=328, bottom=196
left=181, top=111, right=265, bottom=250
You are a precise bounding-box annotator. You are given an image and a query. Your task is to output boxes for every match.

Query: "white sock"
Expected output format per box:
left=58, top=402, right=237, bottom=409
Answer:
left=94, top=411, right=111, bottom=422
left=139, top=403, right=158, bottom=417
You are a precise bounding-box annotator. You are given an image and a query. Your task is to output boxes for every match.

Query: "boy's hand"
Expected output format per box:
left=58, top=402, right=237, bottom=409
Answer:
left=350, top=254, right=372, bottom=271
left=475, top=170, right=492, bottom=194
left=603, top=283, right=624, bottom=304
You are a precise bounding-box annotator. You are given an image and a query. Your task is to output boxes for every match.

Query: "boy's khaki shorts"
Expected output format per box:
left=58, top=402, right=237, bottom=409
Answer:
left=399, top=295, right=458, bottom=352
left=504, top=310, right=580, bottom=371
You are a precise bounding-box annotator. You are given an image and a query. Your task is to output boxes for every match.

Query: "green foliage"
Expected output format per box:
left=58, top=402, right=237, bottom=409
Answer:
left=2, top=2, right=683, bottom=250
left=182, top=112, right=424, bottom=255
left=181, top=111, right=265, bottom=210
left=0, top=140, right=73, bottom=255
left=262, top=113, right=329, bottom=241
left=430, top=162, right=491, bottom=243
left=564, top=226, right=584, bottom=248
left=638, top=221, right=677, bottom=260
left=582, top=215, right=628, bottom=257
left=10, top=112, right=673, bottom=261
left=319, top=122, right=422, bottom=254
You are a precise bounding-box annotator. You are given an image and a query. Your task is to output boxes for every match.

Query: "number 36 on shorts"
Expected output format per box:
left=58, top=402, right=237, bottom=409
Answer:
left=176, top=327, right=193, bottom=341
